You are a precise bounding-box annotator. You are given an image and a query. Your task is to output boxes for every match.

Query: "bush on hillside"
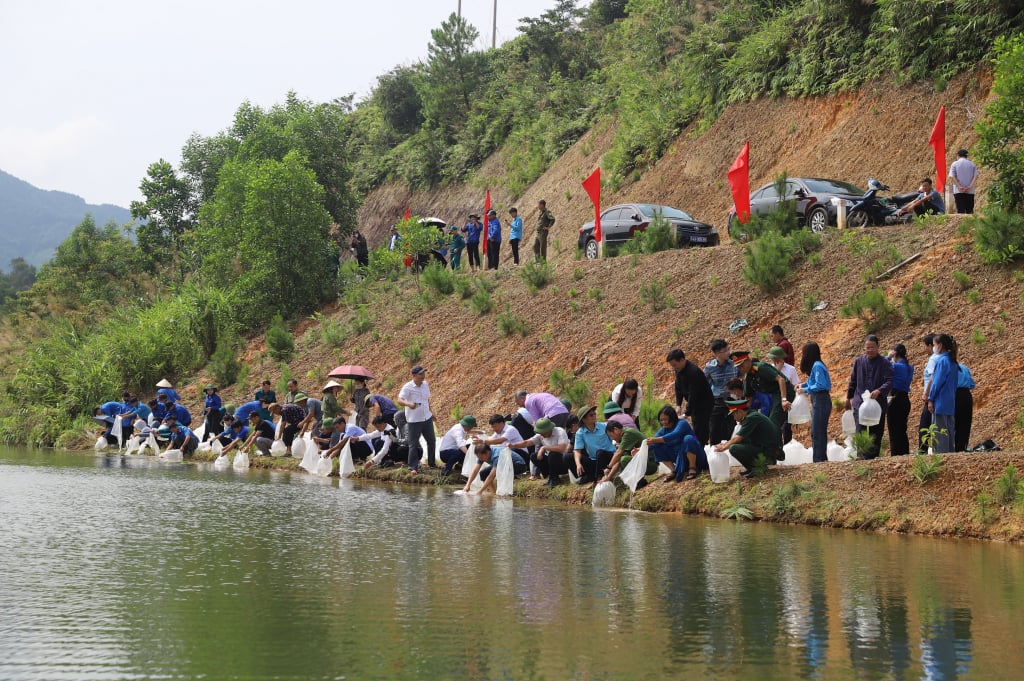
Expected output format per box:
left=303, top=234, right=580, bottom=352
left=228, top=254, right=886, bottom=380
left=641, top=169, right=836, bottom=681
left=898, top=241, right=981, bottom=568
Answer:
left=841, top=287, right=898, bottom=333
left=209, top=336, right=242, bottom=386
left=901, top=282, right=938, bottom=323
left=421, top=262, right=456, bottom=296
left=519, top=261, right=554, bottom=292
left=623, top=213, right=676, bottom=255
left=742, top=231, right=794, bottom=294
left=265, top=314, right=295, bottom=361
left=973, top=209, right=1024, bottom=264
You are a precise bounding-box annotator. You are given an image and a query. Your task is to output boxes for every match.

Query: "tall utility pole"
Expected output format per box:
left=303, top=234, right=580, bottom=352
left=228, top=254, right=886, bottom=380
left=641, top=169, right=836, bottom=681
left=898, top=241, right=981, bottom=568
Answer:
left=457, top=0, right=461, bottom=17
left=492, top=0, right=497, bottom=48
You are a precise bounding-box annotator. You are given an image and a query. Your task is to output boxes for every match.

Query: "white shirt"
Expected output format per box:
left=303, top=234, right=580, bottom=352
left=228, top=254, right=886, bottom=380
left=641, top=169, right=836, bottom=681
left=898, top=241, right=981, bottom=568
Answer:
left=527, top=427, right=570, bottom=451
left=949, top=157, right=978, bottom=194
left=779, top=363, right=799, bottom=386
left=439, top=424, right=470, bottom=451
left=489, top=423, right=523, bottom=446
left=610, top=383, right=644, bottom=418
left=398, top=380, right=432, bottom=423
left=359, top=427, right=393, bottom=464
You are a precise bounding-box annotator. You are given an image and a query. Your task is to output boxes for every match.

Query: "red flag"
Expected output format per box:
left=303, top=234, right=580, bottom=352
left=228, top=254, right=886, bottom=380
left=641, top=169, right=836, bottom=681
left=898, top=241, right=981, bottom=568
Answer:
left=404, top=207, right=411, bottom=220
left=929, top=105, right=946, bottom=193
left=582, top=168, right=602, bottom=243
left=728, top=141, right=751, bottom=224
left=482, top=189, right=491, bottom=254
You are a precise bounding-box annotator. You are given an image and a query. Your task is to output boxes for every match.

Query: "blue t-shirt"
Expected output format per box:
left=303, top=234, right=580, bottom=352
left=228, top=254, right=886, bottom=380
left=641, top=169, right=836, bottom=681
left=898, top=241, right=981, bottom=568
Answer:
left=157, top=388, right=182, bottom=403
left=204, top=394, right=223, bottom=413
left=368, top=395, right=397, bottom=416
left=917, top=189, right=945, bottom=213
left=169, top=403, right=192, bottom=426
left=170, top=425, right=195, bottom=447
left=132, top=403, right=152, bottom=421
left=98, top=401, right=129, bottom=417
left=574, top=423, right=615, bottom=460
left=487, top=217, right=501, bottom=241
left=478, top=446, right=526, bottom=468
left=463, top=221, right=482, bottom=244
left=890, top=359, right=914, bottom=393
left=233, top=401, right=262, bottom=423
left=509, top=216, right=523, bottom=240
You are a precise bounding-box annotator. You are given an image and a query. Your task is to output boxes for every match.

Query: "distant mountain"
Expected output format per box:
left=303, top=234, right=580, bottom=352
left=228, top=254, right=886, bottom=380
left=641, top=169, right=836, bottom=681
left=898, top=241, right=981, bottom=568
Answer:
left=0, top=169, right=132, bottom=268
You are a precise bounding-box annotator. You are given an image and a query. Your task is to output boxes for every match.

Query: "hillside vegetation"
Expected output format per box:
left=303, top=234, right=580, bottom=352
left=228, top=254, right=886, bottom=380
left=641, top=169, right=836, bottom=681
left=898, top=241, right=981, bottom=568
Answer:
left=1, top=1, right=1023, bottom=450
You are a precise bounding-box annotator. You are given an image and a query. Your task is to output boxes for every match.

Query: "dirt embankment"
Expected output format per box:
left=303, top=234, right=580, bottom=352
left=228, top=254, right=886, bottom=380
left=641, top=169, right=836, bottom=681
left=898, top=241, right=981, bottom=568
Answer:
left=173, top=69, right=1024, bottom=541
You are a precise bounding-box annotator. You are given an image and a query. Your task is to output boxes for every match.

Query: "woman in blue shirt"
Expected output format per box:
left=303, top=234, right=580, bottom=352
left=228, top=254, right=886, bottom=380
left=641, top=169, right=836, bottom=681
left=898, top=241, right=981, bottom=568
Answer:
left=646, top=405, right=705, bottom=482
left=886, top=344, right=914, bottom=456
left=798, top=342, right=833, bottom=463
left=927, top=334, right=958, bottom=453
left=202, top=385, right=224, bottom=443
left=954, top=357, right=976, bottom=452
left=508, top=207, right=523, bottom=265
left=462, top=214, right=483, bottom=272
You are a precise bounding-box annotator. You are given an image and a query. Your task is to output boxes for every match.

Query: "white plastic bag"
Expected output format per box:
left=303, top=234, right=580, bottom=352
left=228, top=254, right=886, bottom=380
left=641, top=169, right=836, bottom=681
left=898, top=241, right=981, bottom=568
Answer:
left=124, top=436, right=140, bottom=455
left=270, top=439, right=287, bottom=456
left=94, top=436, right=107, bottom=451
left=161, top=448, right=183, bottom=462
left=858, top=391, right=881, bottom=426
left=788, top=393, right=811, bottom=424
left=592, top=481, right=616, bottom=507
left=193, top=422, right=206, bottom=441
left=708, top=447, right=731, bottom=483
left=338, top=441, right=355, bottom=478
left=146, top=433, right=160, bottom=456
left=460, top=446, right=476, bottom=478
left=826, top=439, right=845, bottom=462
left=233, top=451, right=250, bottom=469
left=291, top=438, right=306, bottom=459
left=299, top=441, right=319, bottom=473
left=214, top=452, right=229, bottom=468
left=782, top=440, right=813, bottom=466
left=211, top=438, right=223, bottom=455
left=618, top=441, right=649, bottom=492
left=841, top=409, right=857, bottom=435
left=314, top=454, right=333, bottom=477
left=113, top=415, right=124, bottom=450
left=296, top=433, right=313, bottom=459
left=495, top=447, right=514, bottom=497
left=841, top=436, right=856, bottom=460
left=196, top=441, right=212, bottom=454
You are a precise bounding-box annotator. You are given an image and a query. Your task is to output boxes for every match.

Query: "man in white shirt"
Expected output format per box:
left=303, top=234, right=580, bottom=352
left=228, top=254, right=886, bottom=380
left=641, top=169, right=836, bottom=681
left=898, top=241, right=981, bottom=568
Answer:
left=505, top=417, right=571, bottom=486
left=361, top=416, right=396, bottom=469
left=439, top=415, right=477, bottom=475
left=396, top=365, right=436, bottom=473
left=948, top=149, right=979, bottom=214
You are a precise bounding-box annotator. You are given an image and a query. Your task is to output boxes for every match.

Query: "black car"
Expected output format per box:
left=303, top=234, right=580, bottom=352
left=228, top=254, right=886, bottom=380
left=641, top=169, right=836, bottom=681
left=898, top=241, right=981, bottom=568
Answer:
left=727, top=177, right=865, bottom=239
left=577, top=203, right=719, bottom=259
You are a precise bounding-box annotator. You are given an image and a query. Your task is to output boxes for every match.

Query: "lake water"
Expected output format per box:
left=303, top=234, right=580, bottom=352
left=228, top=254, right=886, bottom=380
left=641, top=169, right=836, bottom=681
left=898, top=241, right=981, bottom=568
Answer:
left=1, top=447, right=1022, bottom=680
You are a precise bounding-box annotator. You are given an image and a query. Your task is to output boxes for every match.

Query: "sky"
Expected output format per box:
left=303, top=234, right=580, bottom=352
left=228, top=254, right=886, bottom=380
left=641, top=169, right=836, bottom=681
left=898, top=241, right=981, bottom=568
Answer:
left=0, top=0, right=561, bottom=208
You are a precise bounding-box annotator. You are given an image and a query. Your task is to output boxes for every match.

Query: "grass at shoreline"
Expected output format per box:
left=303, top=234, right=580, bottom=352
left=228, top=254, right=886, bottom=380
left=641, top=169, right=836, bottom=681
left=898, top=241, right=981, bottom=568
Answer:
left=181, top=448, right=1024, bottom=542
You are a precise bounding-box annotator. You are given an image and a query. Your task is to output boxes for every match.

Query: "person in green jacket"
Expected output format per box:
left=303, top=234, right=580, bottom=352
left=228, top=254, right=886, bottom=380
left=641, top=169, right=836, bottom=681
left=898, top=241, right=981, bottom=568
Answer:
left=732, top=350, right=794, bottom=436
left=448, top=225, right=465, bottom=270
left=599, top=420, right=655, bottom=485
left=714, top=398, right=783, bottom=476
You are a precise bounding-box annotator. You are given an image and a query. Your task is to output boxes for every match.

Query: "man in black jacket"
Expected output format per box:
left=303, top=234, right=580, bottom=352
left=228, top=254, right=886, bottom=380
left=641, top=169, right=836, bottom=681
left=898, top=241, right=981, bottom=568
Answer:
left=667, top=349, right=714, bottom=445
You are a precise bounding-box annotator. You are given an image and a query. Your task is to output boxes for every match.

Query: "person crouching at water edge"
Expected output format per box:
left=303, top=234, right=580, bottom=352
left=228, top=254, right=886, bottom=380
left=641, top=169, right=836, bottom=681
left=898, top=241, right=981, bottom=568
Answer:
left=714, top=399, right=783, bottom=478
left=462, top=443, right=527, bottom=495
left=159, top=417, right=198, bottom=456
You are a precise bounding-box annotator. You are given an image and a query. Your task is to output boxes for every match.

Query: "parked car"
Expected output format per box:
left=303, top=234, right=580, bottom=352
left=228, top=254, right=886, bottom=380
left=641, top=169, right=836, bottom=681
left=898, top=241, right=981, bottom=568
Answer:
left=577, top=203, right=719, bottom=259
left=727, top=177, right=866, bottom=240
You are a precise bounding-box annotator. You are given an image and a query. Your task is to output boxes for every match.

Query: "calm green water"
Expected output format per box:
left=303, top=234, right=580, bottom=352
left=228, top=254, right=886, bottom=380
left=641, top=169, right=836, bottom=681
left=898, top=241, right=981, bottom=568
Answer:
left=1, top=447, right=1023, bottom=681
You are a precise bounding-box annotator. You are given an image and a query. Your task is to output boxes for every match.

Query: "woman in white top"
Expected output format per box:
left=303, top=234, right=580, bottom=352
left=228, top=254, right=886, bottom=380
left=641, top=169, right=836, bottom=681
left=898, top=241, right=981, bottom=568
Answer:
left=610, top=378, right=643, bottom=420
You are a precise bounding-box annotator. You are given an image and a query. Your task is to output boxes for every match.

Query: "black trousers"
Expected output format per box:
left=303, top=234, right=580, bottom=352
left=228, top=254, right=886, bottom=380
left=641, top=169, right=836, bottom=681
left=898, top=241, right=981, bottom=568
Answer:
left=466, top=242, right=481, bottom=269
left=953, top=193, right=975, bottom=214
left=688, top=403, right=712, bottom=446
left=709, top=397, right=736, bottom=445
left=563, top=449, right=614, bottom=483
left=917, top=401, right=932, bottom=453
left=486, top=240, right=500, bottom=269
left=887, top=391, right=911, bottom=456
left=509, top=238, right=520, bottom=264
left=954, top=388, right=974, bottom=452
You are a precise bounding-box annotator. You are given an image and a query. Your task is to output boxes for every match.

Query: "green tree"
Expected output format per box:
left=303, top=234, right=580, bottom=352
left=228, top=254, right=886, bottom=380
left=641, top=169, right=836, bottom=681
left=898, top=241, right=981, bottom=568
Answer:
left=420, top=13, right=488, bottom=140
left=130, top=159, right=193, bottom=275
left=29, top=215, right=143, bottom=311
left=195, top=150, right=334, bottom=327
left=375, top=66, right=425, bottom=135
left=975, top=33, right=1024, bottom=212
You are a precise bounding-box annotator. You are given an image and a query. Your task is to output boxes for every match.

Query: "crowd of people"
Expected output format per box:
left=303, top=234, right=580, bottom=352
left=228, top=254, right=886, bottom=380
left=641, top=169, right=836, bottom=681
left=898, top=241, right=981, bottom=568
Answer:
left=92, top=322, right=979, bottom=490
left=372, top=199, right=556, bottom=273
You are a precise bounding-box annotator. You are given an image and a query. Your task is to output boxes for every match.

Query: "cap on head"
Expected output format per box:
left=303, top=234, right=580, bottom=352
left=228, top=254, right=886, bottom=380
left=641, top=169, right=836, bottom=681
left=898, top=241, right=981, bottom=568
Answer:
left=156, top=379, right=173, bottom=388
left=725, top=398, right=750, bottom=413
left=534, top=417, right=554, bottom=434
left=321, top=418, right=335, bottom=429
left=460, top=415, right=478, bottom=429
left=411, top=365, right=426, bottom=375
left=603, top=400, right=622, bottom=415
left=576, top=405, right=597, bottom=420
left=730, top=351, right=751, bottom=365
left=765, top=346, right=786, bottom=360
left=293, top=392, right=309, bottom=402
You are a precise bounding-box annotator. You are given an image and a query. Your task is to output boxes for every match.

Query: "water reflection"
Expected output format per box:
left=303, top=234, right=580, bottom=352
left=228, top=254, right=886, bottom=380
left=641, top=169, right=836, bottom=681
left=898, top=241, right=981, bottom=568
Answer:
left=0, top=448, right=1022, bottom=680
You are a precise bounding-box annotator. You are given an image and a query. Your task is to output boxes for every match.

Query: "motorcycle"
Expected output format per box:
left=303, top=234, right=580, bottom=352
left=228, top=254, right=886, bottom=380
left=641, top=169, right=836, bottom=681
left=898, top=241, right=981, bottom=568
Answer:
left=846, top=179, right=919, bottom=227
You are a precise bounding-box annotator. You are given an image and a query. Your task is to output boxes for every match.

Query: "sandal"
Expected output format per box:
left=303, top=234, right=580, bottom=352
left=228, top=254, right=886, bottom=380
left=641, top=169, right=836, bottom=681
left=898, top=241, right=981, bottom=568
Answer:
left=660, top=474, right=675, bottom=484
left=684, top=470, right=698, bottom=481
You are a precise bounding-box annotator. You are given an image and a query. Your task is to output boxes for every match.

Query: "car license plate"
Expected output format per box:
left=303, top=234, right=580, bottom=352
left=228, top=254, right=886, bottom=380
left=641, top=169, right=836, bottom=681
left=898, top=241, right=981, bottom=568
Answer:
left=689, top=235, right=708, bottom=243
